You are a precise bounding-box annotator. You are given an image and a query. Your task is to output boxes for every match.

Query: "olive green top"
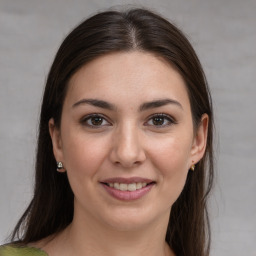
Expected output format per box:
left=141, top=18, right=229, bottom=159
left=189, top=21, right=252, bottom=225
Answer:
left=0, top=245, right=48, bottom=256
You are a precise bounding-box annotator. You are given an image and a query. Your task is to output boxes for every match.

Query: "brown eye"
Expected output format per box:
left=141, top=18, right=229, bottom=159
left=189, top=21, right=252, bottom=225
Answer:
left=81, top=114, right=111, bottom=128
left=152, top=116, right=165, bottom=126
left=146, top=114, right=176, bottom=127
left=91, top=116, right=104, bottom=126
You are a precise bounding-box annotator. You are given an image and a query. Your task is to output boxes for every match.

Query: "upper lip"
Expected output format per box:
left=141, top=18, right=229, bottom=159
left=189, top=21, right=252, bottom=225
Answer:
left=100, top=177, right=155, bottom=184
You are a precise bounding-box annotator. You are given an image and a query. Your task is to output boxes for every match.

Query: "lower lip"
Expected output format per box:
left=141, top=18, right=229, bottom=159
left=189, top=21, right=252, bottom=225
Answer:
left=101, top=183, right=155, bottom=201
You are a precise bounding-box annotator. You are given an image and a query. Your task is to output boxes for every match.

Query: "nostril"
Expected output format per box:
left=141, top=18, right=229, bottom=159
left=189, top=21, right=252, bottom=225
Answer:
left=113, top=159, right=141, bottom=168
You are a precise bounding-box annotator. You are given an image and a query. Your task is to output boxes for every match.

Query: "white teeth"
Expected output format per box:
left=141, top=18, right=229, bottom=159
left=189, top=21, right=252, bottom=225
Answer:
left=114, top=183, right=120, bottom=189
left=108, top=182, right=148, bottom=191
left=119, top=184, right=127, bottom=191
left=127, top=183, right=136, bottom=191
left=136, top=183, right=142, bottom=189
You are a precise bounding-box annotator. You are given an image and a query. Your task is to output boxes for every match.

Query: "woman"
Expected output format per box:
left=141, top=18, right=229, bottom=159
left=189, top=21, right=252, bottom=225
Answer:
left=0, top=7, right=214, bottom=256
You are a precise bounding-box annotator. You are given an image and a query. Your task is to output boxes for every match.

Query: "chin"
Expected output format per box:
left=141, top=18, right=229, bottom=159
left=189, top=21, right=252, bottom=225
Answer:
left=99, top=205, right=169, bottom=232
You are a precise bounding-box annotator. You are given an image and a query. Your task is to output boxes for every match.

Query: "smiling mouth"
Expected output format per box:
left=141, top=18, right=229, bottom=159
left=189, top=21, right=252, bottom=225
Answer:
left=100, top=178, right=156, bottom=200
left=102, top=182, right=155, bottom=192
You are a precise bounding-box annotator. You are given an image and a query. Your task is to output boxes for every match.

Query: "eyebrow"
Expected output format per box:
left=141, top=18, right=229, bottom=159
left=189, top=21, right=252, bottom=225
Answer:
left=139, top=98, right=183, bottom=111
left=72, top=99, right=115, bottom=110
left=72, top=98, right=183, bottom=111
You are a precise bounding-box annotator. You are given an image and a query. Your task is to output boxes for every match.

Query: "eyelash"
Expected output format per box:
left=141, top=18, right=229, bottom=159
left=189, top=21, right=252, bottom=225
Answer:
left=80, top=114, right=111, bottom=128
left=80, top=113, right=177, bottom=128
left=145, top=113, right=177, bottom=127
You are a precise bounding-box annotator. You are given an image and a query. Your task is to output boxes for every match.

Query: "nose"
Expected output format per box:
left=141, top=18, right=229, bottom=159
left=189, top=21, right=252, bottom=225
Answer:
left=109, top=123, right=146, bottom=168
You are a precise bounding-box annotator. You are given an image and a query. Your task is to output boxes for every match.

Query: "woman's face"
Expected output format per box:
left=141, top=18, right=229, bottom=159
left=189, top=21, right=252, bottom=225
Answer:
left=50, top=51, right=208, bottom=231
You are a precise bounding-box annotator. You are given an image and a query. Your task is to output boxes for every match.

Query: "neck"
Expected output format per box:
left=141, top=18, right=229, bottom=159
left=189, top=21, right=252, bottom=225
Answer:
left=55, top=208, right=174, bottom=256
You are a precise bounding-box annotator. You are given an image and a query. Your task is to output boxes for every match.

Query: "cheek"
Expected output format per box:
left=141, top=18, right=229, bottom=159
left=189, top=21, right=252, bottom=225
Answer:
left=61, top=134, right=110, bottom=207
left=151, top=134, right=192, bottom=172
left=61, top=133, right=109, bottom=180
left=149, top=136, right=191, bottom=202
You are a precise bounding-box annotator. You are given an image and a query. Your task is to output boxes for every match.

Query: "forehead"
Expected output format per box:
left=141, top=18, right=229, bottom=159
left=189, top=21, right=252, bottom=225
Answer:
left=65, top=51, right=190, bottom=109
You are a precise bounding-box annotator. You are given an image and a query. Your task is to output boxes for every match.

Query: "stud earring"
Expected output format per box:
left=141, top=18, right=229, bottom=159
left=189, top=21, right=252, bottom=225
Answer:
left=56, top=161, right=64, bottom=171
left=190, top=164, right=196, bottom=171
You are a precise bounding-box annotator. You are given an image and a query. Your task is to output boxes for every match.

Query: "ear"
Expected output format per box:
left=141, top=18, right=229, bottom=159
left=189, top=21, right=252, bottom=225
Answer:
left=190, top=114, right=209, bottom=165
left=49, top=118, right=65, bottom=172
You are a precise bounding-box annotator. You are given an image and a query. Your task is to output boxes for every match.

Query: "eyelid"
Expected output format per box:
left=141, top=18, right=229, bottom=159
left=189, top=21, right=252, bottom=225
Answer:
left=80, top=113, right=112, bottom=128
left=144, top=113, right=177, bottom=127
left=80, top=113, right=177, bottom=128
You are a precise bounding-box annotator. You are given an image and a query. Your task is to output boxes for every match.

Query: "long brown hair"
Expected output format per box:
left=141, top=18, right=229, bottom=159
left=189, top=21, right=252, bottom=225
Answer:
left=11, top=8, right=214, bottom=256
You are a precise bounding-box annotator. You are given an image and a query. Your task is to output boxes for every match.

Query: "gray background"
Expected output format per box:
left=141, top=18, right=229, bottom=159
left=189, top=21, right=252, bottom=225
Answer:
left=0, top=0, right=255, bottom=255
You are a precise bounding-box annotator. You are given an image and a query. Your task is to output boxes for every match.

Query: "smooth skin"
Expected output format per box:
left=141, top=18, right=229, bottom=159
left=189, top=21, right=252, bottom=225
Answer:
left=41, top=51, right=208, bottom=256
